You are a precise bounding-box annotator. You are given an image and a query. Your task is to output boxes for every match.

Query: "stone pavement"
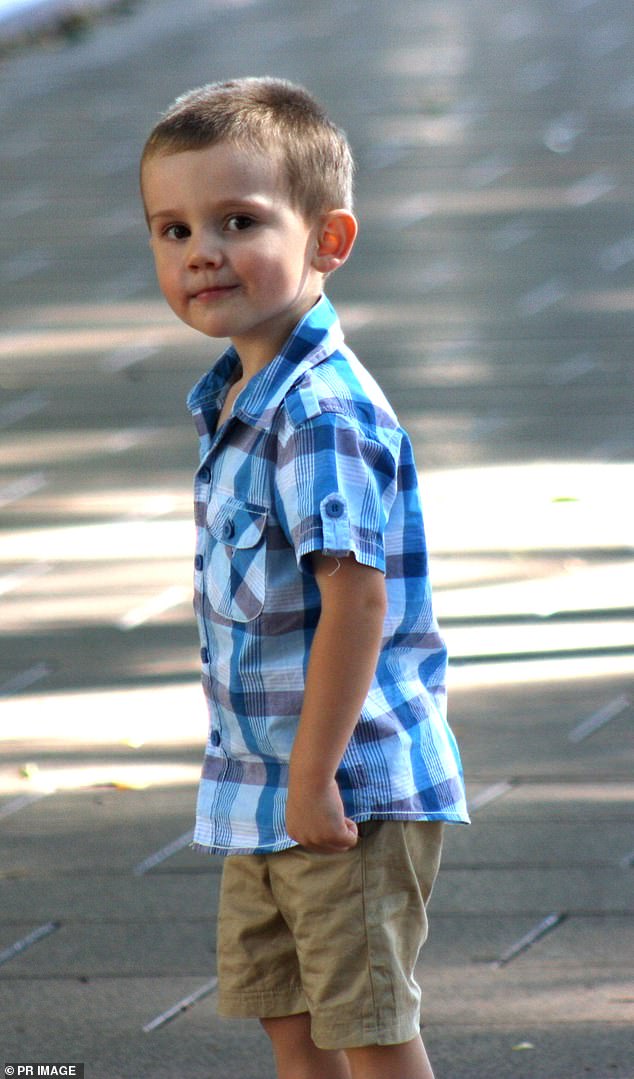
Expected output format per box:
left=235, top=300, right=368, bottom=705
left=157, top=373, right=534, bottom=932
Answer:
left=1, top=1, right=633, bottom=1076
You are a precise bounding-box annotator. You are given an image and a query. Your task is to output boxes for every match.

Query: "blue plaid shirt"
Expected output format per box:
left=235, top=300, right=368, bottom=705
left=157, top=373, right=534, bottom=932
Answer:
left=187, top=295, right=468, bottom=855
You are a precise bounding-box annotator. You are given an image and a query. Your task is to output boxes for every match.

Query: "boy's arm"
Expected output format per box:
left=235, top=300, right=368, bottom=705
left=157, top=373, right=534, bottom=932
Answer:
left=286, top=552, right=387, bottom=853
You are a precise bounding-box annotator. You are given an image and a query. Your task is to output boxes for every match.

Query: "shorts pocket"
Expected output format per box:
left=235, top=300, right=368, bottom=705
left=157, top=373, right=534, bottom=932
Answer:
left=206, top=494, right=268, bottom=622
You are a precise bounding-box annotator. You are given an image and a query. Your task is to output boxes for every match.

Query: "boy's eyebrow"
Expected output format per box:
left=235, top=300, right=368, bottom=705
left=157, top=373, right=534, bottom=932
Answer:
left=148, top=209, right=182, bottom=222
left=147, top=195, right=276, bottom=224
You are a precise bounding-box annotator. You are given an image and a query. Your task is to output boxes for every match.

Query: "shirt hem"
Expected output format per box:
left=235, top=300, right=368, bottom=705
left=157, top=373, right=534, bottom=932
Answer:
left=192, top=809, right=470, bottom=856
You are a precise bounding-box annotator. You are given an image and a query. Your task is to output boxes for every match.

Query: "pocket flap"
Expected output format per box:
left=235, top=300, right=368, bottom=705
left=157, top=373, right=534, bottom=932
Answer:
left=207, top=494, right=267, bottom=549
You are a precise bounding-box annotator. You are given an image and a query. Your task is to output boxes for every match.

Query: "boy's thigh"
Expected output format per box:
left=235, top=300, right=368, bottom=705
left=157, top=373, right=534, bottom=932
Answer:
left=218, top=820, right=443, bottom=1050
left=217, top=851, right=307, bottom=1020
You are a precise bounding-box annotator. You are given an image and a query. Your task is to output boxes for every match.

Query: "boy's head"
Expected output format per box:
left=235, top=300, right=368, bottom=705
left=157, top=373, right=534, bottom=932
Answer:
left=140, top=78, right=357, bottom=361
left=141, top=76, right=354, bottom=222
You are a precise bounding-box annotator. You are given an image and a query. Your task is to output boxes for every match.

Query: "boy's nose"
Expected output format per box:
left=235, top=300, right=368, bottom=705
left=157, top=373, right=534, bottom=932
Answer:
left=187, top=233, right=223, bottom=270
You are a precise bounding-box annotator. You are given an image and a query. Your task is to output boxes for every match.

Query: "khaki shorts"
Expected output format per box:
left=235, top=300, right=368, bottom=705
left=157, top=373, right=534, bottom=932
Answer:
left=217, top=819, right=443, bottom=1050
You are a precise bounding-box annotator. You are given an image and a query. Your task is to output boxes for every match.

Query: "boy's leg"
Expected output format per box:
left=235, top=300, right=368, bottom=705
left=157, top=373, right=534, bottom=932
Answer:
left=345, top=1033, right=435, bottom=1079
left=261, top=1012, right=352, bottom=1079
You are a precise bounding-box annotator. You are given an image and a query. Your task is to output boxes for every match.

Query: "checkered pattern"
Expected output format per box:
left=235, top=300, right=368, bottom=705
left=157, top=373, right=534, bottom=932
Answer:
left=187, top=295, right=469, bottom=855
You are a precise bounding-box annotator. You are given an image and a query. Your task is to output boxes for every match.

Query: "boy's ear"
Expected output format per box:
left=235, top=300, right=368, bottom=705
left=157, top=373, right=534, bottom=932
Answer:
left=312, top=210, right=357, bottom=273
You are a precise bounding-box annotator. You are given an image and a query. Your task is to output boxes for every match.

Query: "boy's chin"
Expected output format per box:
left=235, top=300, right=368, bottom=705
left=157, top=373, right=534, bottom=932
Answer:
left=178, top=310, right=231, bottom=340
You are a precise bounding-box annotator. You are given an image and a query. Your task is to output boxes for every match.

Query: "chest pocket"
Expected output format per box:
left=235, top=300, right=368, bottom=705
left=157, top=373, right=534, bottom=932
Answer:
left=206, top=494, right=268, bottom=622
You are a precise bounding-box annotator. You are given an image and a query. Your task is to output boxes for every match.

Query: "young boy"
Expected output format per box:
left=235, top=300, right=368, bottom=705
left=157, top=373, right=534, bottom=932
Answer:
left=140, top=77, right=469, bottom=1079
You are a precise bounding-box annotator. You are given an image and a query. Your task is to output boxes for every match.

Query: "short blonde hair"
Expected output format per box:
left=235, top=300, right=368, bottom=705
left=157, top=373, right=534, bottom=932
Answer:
left=140, top=77, right=354, bottom=220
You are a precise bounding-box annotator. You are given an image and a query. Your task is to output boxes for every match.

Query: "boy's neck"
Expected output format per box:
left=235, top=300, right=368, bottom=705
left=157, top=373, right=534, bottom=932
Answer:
left=231, top=344, right=274, bottom=383
left=228, top=292, right=324, bottom=381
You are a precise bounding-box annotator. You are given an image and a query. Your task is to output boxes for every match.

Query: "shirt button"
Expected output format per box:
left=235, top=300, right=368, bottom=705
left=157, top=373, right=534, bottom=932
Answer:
left=199, top=467, right=211, bottom=483
left=194, top=554, right=203, bottom=571
left=222, top=518, right=235, bottom=540
left=325, top=497, right=345, bottom=519
left=210, top=730, right=221, bottom=747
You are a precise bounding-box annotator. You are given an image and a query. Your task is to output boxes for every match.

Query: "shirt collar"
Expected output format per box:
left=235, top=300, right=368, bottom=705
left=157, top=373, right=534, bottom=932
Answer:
left=186, top=295, right=344, bottom=431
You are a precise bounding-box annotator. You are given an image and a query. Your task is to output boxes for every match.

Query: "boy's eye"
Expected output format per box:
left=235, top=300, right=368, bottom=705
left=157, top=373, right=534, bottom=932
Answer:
left=225, top=214, right=255, bottom=232
left=163, top=223, right=190, bottom=240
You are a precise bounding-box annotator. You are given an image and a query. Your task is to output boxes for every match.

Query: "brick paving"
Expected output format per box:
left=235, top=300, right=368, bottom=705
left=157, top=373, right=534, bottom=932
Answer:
left=1, top=1, right=633, bottom=1076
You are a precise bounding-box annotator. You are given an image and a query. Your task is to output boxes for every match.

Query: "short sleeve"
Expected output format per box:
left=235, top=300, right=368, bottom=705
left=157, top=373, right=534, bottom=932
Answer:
left=274, top=410, right=401, bottom=573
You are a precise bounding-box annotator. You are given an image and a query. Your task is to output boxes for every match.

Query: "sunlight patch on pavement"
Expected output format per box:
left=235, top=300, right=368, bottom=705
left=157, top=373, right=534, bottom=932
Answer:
left=0, top=518, right=192, bottom=562
left=436, top=560, right=634, bottom=619
left=118, top=584, right=191, bottom=630
left=445, top=619, right=633, bottom=661
left=423, top=461, right=633, bottom=553
left=448, top=653, right=633, bottom=689
left=0, top=681, right=206, bottom=749
left=0, top=762, right=201, bottom=796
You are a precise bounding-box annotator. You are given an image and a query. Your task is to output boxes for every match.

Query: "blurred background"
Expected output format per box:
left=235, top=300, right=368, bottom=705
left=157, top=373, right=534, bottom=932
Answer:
left=0, top=1, right=633, bottom=1077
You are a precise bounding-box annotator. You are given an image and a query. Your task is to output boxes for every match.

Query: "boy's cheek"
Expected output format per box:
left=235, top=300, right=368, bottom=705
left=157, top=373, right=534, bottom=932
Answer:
left=153, top=260, right=174, bottom=297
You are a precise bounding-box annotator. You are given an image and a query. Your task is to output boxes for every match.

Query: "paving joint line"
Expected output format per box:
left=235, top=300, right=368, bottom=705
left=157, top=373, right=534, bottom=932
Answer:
left=133, top=829, right=195, bottom=876
left=468, top=780, right=514, bottom=813
left=568, top=693, right=631, bottom=742
left=0, top=791, right=52, bottom=820
left=142, top=977, right=218, bottom=1033
left=0, top=662, right=52, bottom=698
left=0, top=921, right=60, bottom=968
left=491, top=912, right=568, bottom=968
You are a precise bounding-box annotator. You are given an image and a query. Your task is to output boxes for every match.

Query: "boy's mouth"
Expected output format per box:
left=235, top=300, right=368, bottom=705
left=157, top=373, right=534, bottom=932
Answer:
left=191, top=283, right=239, bottom=301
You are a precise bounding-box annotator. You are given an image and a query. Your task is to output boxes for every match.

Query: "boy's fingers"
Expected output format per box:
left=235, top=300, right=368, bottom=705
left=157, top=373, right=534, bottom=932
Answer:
left=319, top=821, right=358, bottom=852
left=291, top=820, right=358, bottom=853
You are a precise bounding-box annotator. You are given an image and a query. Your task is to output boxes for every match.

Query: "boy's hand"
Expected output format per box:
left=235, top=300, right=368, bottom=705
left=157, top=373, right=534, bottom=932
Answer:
left=286, top=777, right=358, bottom=853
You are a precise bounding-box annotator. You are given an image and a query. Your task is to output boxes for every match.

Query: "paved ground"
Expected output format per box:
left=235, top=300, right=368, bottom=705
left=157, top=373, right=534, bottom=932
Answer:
left=1, top=0, right=633, bottom=1077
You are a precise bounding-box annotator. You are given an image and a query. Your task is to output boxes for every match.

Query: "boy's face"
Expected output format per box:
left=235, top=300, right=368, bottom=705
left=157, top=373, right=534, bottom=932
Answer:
left=142, top=141, right=324, bottom=366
